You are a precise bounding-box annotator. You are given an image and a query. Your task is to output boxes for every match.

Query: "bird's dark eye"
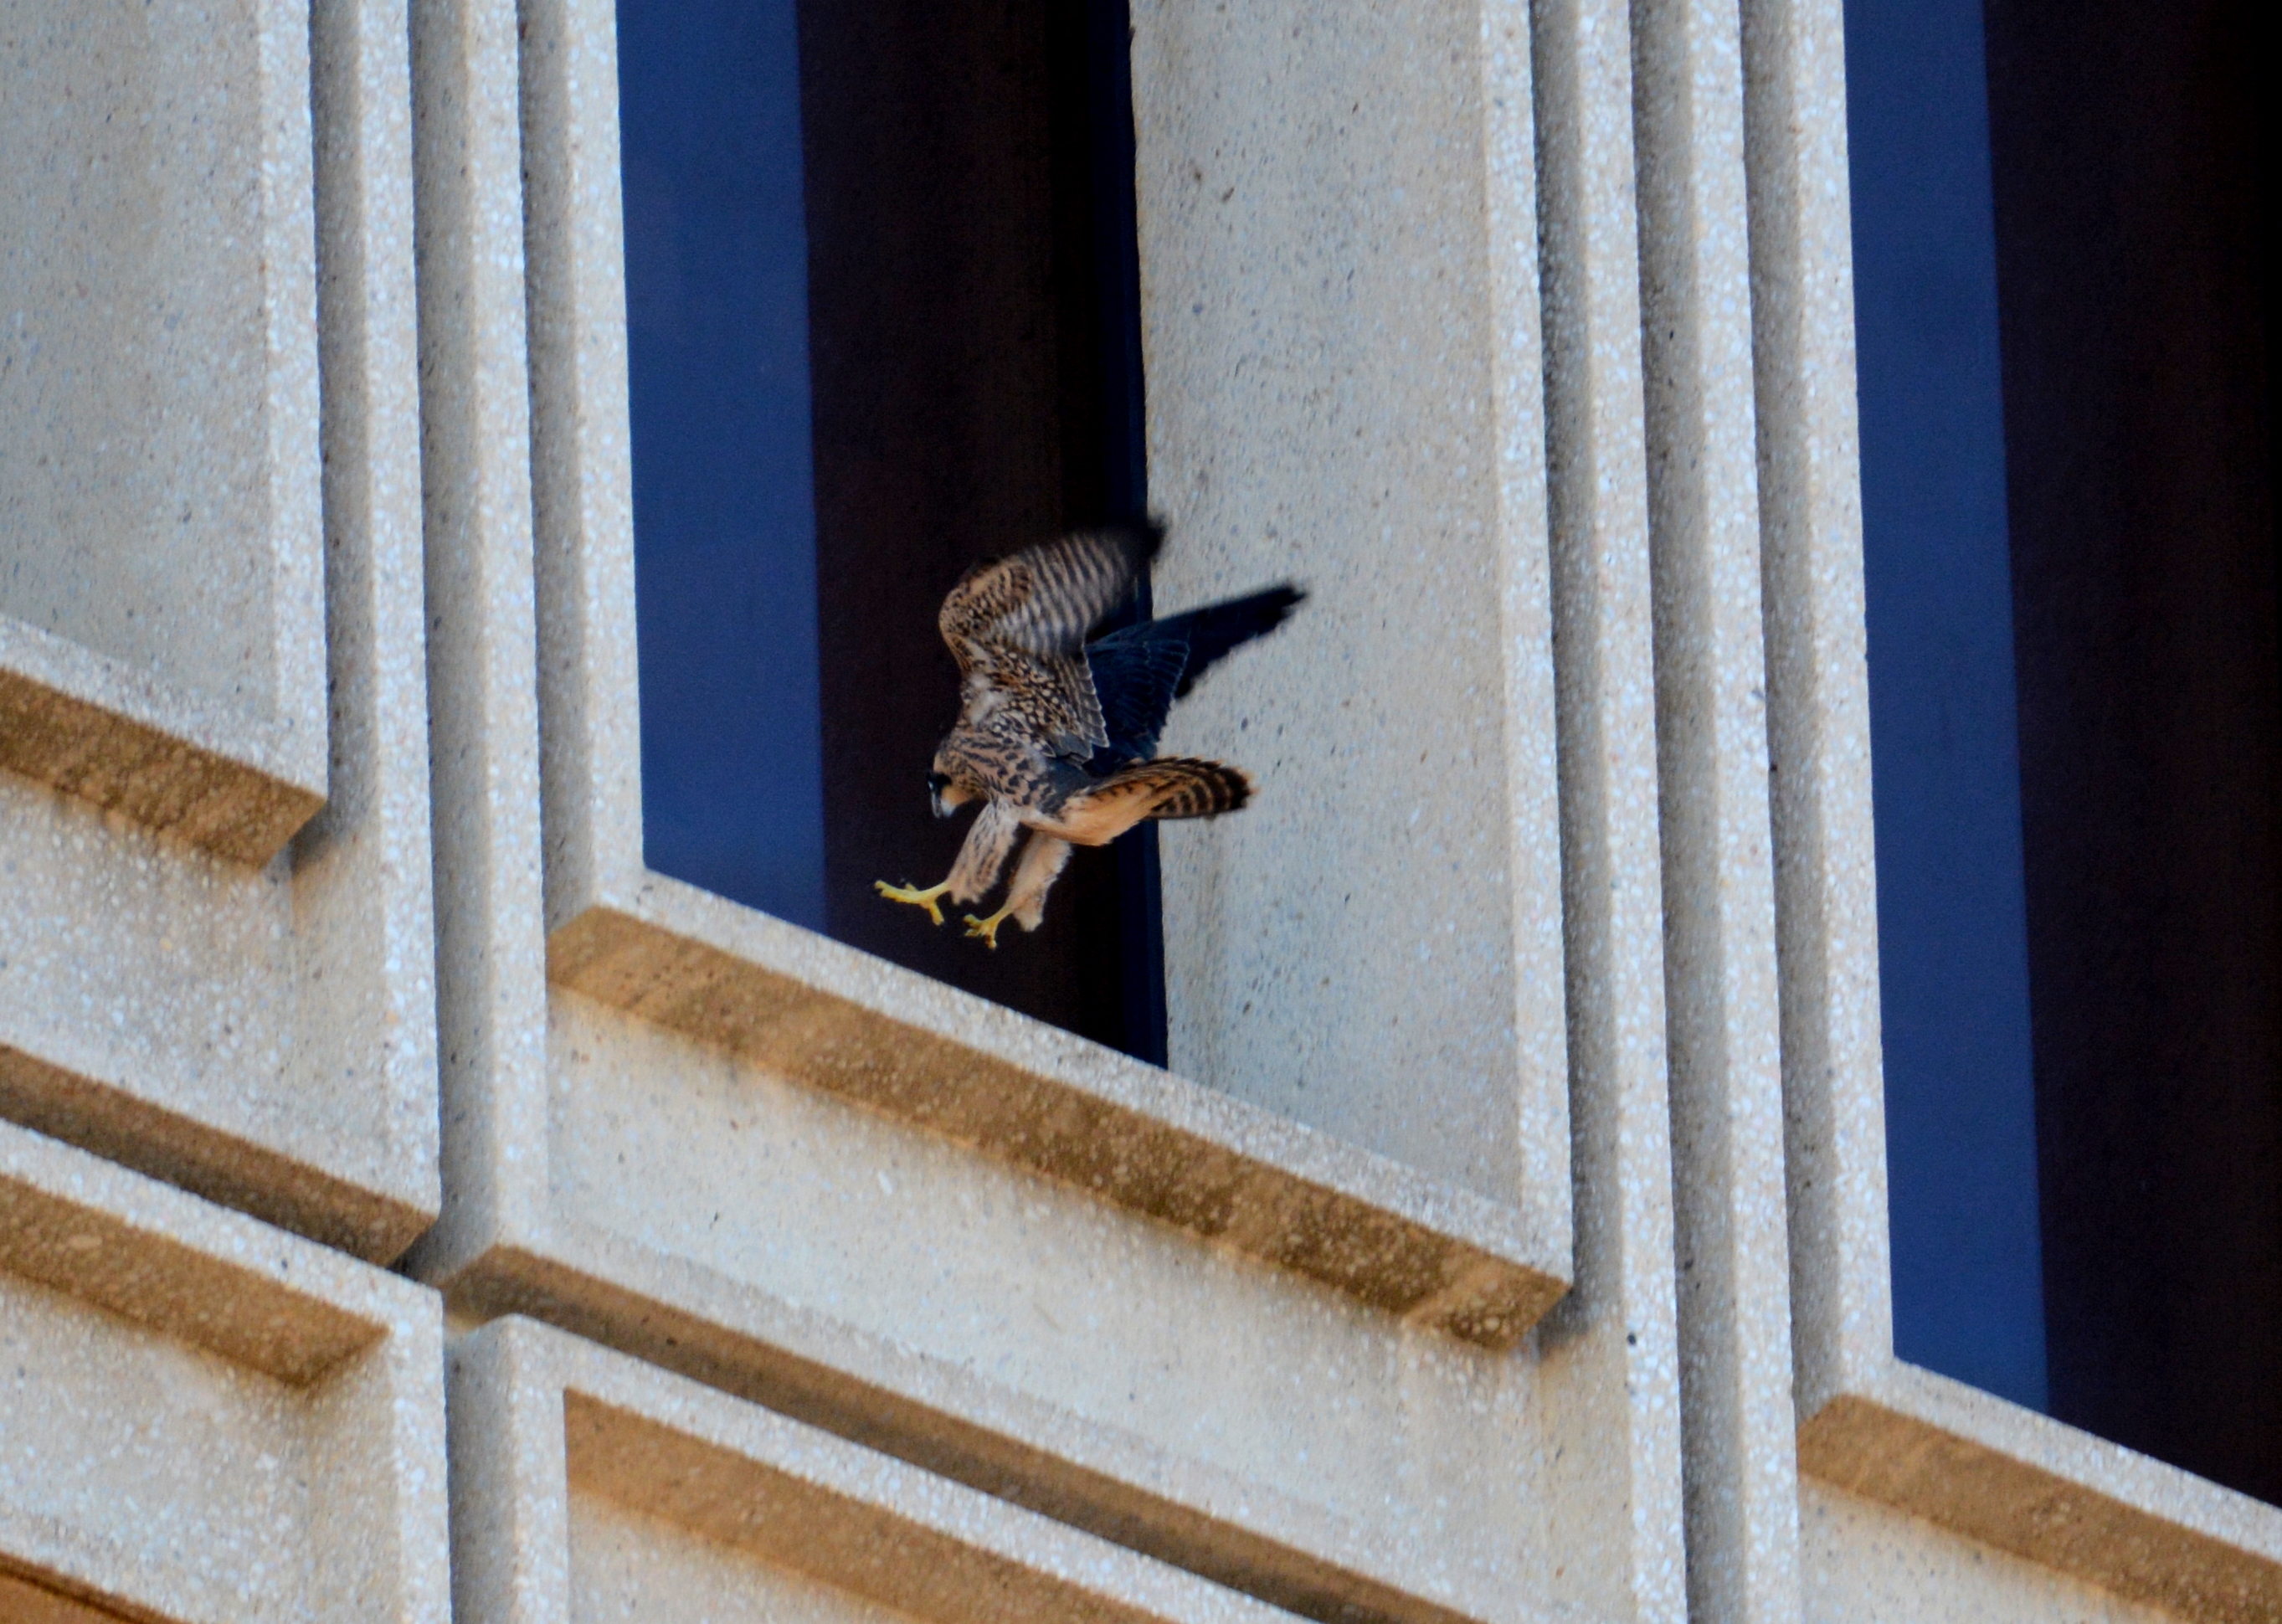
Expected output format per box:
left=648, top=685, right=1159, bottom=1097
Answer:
left=926, top=771, right=952, bottom=794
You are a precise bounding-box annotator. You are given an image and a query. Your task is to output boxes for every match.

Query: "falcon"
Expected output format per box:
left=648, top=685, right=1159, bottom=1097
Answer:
left=876, top=520, right=1303, bottom=947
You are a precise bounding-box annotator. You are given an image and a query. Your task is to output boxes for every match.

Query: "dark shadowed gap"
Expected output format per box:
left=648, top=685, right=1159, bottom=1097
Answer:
left=1981, top=0, right=2282, bottom=1500
left=619, top=0, right=1162, bottom=1057
left=799, top=0, right=1154, bottom=1051
left=1086, top=0, right=1169, bottom=1069
left=1841, top=0, right=2048, bottom=1411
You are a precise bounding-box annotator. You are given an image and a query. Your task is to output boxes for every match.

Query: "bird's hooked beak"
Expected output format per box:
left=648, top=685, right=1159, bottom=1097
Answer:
left=928, top=770, right=956, bottom=819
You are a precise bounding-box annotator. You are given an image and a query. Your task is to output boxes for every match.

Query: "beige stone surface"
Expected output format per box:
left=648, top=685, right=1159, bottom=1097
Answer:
left=1799, top=1368, right=2282, bottom=1621
left=451, top=1317, right=1318, bottom=1624
left=0, top=1118, right=448, bottom=1624
left=1529, top=0, right=1695, bottom=1611
left=1740, top=0, right=1891, bottom=1463
left=426, top=982, right=1566, bottom=1623
left=0, top=0, right=327, bottom=861
left=568, top=1497, right=918, bottom=1624
left=409, top=2, right=1696, bottom=1620
left=0, top=1570, right=129, bottom=1624
left=7, top=0, right=2282, bottom=1617
left=0, top=0, right=439, bottom=1260
left=0, top=617, right=324, bottom=866
left=547, top=893, right=1562, bottom=1344
left=401, top=3, right=1715, bottom=1624
left=407, top=0, right=555, bottom=1269
left=7, top=0, right=2282, bottom=1619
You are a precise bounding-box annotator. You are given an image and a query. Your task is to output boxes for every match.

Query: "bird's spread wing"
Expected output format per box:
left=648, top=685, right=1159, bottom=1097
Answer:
left=1081, top=629, right=1189, bottom=770
left=940, top=522, right=1162, bottom=760
left=942, top=522, right=1162, bottom=659
left=1080, top=583, right=1305, bottom=773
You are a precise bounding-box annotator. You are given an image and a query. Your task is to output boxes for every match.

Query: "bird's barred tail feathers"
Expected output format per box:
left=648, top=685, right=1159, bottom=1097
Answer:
left=1054, top=757, right=1252, bottom=844
left=1128, top=757, right=1252, bottom=818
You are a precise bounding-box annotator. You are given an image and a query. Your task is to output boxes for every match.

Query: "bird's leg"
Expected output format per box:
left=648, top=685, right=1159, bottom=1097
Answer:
left=876, top=801, right=1020, bottom=927
left=872, top=877, right=953, bottom=925
left=964, top=832, right=1072, bottom=948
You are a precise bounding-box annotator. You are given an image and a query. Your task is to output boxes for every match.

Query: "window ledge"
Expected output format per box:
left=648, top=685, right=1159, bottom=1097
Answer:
left=545, top=871, right=1570, bottom=1349
left=0, top=614, right=325, bottom=866
left=1800, top=1359, right=2282, bottom=1621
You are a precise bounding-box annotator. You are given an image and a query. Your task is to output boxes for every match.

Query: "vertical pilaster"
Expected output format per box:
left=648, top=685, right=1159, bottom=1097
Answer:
left=1630, top=0, right=1804, bottom=1613
left=1530, top=0, right=1690, bottom=1614
left=405, top=0, right=553, bottom=1272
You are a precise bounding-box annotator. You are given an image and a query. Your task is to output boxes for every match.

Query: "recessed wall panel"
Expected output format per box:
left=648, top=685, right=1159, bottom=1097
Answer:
left=0, top=0, right=296, bottom=718
left=450, top=1318, right=1313, bottom=1624
left=0, top=0, right=328, bottom=857
left=414, top=1, right=1692, bottom=1620
left=1133, top=0, right=1569, bottom=1222
left=0, top=0, right=439, bottom=1257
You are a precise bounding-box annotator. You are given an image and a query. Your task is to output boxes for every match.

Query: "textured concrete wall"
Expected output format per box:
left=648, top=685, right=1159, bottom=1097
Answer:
left=1740, top=0, right=2282, bottom=1616
left=0, top=0, right=329, bottom=871
left=449, top=1318, right=1311, bottom=1624
left=1, top=0, right=2278, bottom=1620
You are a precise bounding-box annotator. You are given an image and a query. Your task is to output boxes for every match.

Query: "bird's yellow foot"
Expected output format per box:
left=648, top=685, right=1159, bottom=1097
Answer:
left=874, top=879, right=951, bottom=926
left=963, top=907, right=1015, bottom=949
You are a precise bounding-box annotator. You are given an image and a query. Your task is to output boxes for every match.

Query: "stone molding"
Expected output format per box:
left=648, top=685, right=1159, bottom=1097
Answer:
left=0, top=616, right=324, bottom=868
left=510, top=0, right=1571, bottom=1348
left=547, top=887, right=1565, bottom=1346
left=3, top=0, right=2269, bottom=1618
left=406, top=2, right=1694, bottom=1620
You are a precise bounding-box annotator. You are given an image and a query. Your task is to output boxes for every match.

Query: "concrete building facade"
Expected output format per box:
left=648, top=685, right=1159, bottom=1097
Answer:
left=0, top=0, right=2274, bottom=1621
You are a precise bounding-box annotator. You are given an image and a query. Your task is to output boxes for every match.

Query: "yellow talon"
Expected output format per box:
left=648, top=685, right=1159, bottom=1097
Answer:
left=963, top=908, right=1014, bottom=949
left=875, top=879, right=951, bottom=926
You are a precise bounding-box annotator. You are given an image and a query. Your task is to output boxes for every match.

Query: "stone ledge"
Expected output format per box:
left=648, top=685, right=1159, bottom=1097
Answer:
left=1800, top=1361, right=2282, bottom=1623
left=0, top=614, right=325, bottom=867
left=547, top=875, right=1570, bottom=1350
left=451, top=1315, right=1315, bottom=1624
left=434, top=1221, right=1491, bottom=1624
left=0, top=1568, right=121, bottom=1624
left=0, top=1118, right=448, bottom=1624
left=0, top=1043, right=436, bottom=1265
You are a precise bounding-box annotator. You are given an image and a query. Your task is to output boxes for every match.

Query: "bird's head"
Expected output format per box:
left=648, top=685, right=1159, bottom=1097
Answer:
left=927, top=749, right=979, bottom=819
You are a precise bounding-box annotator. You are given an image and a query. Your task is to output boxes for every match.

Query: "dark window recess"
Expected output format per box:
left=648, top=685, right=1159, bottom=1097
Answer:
left=1985, top=0, right=2281, bottom=1500
left=619, top=0, right=1164, bottom=1061
left=1847, top=0, right=2282, bottom=1498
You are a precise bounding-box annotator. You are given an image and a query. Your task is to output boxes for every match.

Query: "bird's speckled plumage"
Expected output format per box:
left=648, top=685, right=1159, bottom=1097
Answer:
left=876, top=521, right=1303, bottom=946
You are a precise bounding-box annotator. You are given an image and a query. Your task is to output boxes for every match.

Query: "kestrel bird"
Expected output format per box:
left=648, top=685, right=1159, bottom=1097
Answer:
left=876, top=520, right=1303, bottom=947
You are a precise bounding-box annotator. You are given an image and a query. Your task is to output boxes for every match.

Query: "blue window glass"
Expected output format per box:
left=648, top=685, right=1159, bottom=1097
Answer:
left=619, top=0, right=826, bottom=933
left=1843, top=0, right=2047, bottom=1409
